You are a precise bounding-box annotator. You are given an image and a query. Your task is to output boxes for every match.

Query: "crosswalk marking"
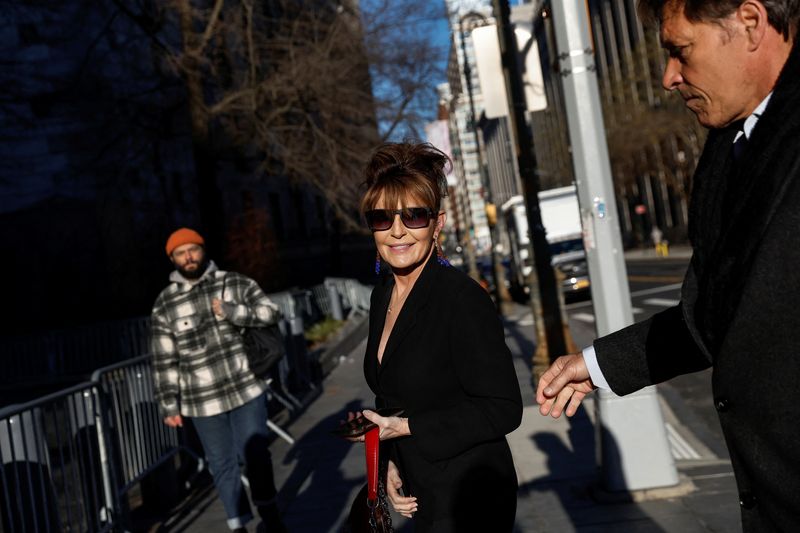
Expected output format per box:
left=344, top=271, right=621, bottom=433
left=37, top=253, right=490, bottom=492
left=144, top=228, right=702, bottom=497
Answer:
left=643, top=298, right=680, bottom=307
left=629, top=283, right=682, bottom=298
left=665, top=422, right=701, bottom=460
left=569, top=308, right=642, bottom=324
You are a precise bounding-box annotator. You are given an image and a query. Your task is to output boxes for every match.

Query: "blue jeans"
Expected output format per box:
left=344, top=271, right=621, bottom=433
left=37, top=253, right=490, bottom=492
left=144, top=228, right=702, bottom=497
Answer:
left=192, top=393, right=277, bottom=530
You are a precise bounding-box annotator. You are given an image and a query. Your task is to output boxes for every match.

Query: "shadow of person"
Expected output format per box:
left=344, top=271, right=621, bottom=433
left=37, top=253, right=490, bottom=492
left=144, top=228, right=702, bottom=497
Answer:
left=500, top=317, right=536, bottom=374
left=242, top=430, right=284, bottom=531
left=270, top=399, right=366, bottom=530
left=519, top=406, right=668, bottom=532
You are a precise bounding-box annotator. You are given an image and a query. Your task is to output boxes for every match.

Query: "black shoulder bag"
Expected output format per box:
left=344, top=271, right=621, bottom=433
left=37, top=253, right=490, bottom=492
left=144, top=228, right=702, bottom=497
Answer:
left=222, top=273, right=285, bottom=379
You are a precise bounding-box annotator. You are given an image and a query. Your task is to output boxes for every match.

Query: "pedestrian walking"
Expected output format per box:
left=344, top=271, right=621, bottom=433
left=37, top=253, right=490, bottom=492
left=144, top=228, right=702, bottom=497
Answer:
left=536, top=1, right=800, bottom=530
left=650, top=226, right=668, bottom=256
left=150, top=228, right=286, bottom=532
left=351, top=142, right=522, bottom=532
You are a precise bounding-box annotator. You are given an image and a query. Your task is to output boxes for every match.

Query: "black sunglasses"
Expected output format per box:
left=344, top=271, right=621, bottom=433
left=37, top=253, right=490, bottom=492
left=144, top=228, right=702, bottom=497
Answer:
left=365, top=208, right=436, bottom=231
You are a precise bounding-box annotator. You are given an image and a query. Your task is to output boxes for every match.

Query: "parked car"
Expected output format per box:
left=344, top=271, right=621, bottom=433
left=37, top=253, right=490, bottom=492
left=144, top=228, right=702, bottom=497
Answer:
left=553, top=253, right=590, bottom=300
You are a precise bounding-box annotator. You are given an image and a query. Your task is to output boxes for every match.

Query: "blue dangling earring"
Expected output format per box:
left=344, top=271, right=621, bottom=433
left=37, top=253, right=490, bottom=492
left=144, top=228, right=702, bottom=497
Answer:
left=435, top=238, right=450, bottom=267
left=374, top=251, right=382, bottom=275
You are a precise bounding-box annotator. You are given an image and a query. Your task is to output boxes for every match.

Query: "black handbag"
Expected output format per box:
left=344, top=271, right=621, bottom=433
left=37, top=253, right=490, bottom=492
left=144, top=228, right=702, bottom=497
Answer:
left=222, top=273, right=285, bottom=379
left=242, top=323, right=285, bottom=379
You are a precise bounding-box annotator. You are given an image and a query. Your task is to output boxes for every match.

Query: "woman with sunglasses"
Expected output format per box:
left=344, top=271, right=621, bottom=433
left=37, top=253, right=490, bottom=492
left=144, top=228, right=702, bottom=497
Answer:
left=356, top=142, right=522, bottom=532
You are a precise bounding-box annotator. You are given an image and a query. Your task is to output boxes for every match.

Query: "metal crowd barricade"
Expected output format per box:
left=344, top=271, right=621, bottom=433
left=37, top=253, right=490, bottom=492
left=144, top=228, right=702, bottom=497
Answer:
left=324, top=278, right=353, bottom=312
left=267, top=290, right=319, bottom=394
left=91, top=354, right=195, bottom=520
left=0, top=278, right=375, bottom=531
left=324, top=277, right=372, bottom=317
left=345, top=279, right=372, bottom=312
left=310, top=284, right=332, bottom=316
left=0, top=382, right=112, bottom=532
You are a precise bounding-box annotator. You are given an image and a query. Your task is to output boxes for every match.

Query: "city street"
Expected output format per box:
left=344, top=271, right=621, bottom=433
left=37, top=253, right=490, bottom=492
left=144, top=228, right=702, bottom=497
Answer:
left=6, top=0, right=795, bottom=530
left=497, top=249, right=740, bottom=531
left=161, top=250, right=743, bottom=532
left=564, top=253, right=729, bottom=460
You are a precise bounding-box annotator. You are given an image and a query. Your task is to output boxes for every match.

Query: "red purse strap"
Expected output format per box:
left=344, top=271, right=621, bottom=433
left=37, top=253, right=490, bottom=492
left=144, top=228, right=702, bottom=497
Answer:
left=365, top=427, right=380, bottom=502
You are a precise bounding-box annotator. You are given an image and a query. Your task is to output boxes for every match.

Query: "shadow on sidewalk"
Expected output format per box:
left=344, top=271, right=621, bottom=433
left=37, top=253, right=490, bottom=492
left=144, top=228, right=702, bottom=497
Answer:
left=520, top=407, right=668, bottom=532
left=502, top=317, right=536, bottom=374
left=277, top=399, right=367, bottom=528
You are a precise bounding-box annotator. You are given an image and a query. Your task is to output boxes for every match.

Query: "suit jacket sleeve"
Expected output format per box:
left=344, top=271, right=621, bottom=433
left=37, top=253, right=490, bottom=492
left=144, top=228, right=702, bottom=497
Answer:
left=408, top=280, right=523, bottom=462
left=593, top=303, right=710, bottom=396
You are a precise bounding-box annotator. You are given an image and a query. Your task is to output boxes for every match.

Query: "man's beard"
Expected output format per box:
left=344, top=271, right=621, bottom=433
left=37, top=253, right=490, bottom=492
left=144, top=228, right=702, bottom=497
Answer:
left=177, top=258, right=209, bottom=280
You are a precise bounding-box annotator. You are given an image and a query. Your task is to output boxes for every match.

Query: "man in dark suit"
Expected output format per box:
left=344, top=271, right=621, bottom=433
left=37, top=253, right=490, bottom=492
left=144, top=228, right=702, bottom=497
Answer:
left=536, top=0, right=800, bottom=530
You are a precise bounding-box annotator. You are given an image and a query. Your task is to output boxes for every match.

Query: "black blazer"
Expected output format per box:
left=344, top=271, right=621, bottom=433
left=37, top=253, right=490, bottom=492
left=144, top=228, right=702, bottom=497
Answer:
left=594, top=42, right=800, bottom=531
left=364, top=254, right=522, bottom=528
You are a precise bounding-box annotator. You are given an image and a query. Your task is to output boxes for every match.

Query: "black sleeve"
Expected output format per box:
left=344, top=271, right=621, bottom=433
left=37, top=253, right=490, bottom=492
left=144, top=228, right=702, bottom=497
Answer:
left=409, top=279, right=523, bottom=462
left=593, top=303, right=711, bottom=396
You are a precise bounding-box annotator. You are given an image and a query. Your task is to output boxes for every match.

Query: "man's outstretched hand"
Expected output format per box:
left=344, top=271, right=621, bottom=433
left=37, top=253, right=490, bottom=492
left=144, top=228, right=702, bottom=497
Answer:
left=536, top=353, right=596, bottom=418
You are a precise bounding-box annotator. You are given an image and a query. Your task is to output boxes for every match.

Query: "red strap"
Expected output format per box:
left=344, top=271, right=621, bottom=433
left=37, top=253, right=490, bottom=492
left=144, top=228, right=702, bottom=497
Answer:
left=365, top=427, right=380, bottom=501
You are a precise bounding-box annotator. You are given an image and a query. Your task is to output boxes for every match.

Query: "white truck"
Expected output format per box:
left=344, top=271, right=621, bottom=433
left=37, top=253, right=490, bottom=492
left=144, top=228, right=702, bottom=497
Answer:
left=501, top=185, right=589, bottom=299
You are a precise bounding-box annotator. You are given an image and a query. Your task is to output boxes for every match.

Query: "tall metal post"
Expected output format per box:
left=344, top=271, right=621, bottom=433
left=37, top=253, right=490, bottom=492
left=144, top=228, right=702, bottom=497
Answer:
left=492, top=0, right=567, bottom=370
left=549, top=0, right=677, bottom=490
left=459, top=13, right=511, bottom=307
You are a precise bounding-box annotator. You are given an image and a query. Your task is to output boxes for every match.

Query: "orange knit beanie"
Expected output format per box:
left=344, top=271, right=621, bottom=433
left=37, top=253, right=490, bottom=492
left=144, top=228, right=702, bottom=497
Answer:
left=165, top=228, right=205, bottom=256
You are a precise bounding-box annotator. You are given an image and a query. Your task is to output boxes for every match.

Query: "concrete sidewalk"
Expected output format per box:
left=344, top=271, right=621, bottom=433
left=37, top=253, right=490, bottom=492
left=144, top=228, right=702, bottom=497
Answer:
left=164, top=309, right=741, bottom=532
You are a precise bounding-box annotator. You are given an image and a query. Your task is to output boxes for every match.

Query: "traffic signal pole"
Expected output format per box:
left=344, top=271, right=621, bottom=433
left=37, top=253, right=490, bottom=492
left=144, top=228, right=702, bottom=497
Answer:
left=549, top=0, right=678, bottom=491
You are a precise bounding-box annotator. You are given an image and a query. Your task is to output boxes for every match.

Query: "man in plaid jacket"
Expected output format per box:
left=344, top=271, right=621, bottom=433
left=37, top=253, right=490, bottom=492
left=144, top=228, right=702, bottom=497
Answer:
left=151, top=227, right=286, bottom=532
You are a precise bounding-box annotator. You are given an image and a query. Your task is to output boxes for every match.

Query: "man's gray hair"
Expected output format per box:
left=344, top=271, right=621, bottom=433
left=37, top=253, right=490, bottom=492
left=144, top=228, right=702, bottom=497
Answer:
left=638, top=0, right=800, bottom=40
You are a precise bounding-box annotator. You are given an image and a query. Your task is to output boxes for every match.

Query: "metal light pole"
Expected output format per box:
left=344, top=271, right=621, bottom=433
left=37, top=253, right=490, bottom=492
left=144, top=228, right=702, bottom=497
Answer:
left=458, top=12, right=510, bottom=307
left=491, top=0, right=567, bottom=369
left=549, top=0, right=678, bottom=491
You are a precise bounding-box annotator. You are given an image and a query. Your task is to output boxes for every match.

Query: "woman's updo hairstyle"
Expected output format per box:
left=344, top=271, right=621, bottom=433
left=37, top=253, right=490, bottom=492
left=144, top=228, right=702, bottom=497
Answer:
left=360, top=142, right=451, bottom=214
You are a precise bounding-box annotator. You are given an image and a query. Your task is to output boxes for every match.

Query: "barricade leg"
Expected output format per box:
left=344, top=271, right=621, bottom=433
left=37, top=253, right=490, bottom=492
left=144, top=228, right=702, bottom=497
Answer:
left=0, top=410, right=60, bottom=532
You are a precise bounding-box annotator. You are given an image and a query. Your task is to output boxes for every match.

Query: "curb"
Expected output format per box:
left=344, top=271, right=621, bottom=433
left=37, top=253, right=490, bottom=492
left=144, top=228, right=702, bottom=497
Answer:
left=624, top=246, right=693, bottom=262
left=589, top=474, right=697, bottom=503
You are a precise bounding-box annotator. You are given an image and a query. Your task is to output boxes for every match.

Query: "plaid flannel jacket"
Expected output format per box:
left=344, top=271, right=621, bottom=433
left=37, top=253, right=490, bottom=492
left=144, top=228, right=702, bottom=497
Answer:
left=150, top=262, right=280, bottom=418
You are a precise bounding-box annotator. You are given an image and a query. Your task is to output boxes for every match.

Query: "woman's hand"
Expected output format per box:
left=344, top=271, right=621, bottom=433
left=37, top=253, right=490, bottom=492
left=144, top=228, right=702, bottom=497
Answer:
left=386, top=460, right=417, bottom=518
left=361, top=410, right=411, bottom=440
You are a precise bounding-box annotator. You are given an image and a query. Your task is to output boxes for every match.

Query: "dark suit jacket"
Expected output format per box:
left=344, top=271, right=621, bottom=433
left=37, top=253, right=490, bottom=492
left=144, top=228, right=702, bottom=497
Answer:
left=594, top=42, right=800, bottom=531
left=364, top=254, right=522, bottom=528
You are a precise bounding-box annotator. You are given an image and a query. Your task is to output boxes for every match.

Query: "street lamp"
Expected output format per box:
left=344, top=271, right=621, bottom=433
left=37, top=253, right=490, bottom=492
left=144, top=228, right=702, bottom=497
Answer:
left=458, top=11, right=510, bottom=307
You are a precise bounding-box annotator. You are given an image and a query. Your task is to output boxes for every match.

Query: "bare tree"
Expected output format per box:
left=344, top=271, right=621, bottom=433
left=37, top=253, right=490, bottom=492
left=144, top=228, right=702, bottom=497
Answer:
left=599, top=41, right=707, bottom=202
left=152, top=0, right=446, bottom=236
left=528, top=18, right=706, bottom=202
left=0, top=0, right=446, bottom=327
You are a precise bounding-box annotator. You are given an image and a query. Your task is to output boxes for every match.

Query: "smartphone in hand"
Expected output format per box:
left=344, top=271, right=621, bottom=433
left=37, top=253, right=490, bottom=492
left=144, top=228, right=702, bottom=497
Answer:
left=331, top=407, right=405, bottom=438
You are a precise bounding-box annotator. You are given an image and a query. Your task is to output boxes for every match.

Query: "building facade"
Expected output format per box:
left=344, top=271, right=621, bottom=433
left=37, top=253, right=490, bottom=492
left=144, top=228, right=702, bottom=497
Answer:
left=0, top=0, right=374, bottom=333
left=527, top=0, right=704, bottom=245
left=442, top=0, right=496, bottom=259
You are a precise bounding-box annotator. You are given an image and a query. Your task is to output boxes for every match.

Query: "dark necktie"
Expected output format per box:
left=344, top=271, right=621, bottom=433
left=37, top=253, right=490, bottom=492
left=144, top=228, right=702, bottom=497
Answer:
left=723, top=122, right=748, bottom=217
left=732, top=131, right=748, bottom=161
